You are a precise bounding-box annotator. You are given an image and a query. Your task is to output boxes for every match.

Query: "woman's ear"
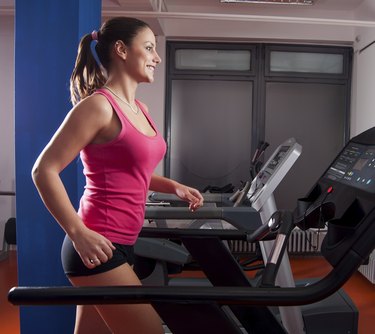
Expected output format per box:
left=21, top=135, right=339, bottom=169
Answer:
left=114, top=40, right=127, bottom=60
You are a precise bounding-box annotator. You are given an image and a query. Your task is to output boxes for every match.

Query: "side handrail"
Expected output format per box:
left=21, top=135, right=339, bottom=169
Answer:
left=145, top=206, right=262, bottom=231
left=7, top=247, right=363, bottom=307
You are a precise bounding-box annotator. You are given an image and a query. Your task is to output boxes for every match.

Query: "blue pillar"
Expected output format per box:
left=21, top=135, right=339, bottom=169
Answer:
left=15, top=0, right=101, bottom=333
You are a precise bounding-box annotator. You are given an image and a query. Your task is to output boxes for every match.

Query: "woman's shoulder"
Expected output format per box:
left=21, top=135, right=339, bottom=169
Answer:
left=83, top=91, right=112, bottom=108
left=72, top=92, right=113, bottom=121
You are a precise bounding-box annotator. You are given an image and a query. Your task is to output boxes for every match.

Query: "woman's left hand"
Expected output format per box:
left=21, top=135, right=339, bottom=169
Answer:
left=175, top=184, right=204, bottom=211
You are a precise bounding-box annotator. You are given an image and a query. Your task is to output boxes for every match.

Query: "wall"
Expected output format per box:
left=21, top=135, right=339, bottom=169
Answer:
left=351, top=27, right=375, bottom=136
left=0, top=15, right=15, bottom=248
left=163, top=19, right=356, bottom=43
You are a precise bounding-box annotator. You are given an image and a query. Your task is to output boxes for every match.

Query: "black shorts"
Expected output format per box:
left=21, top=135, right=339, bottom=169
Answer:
left=61, top=235, right=135, bottom=277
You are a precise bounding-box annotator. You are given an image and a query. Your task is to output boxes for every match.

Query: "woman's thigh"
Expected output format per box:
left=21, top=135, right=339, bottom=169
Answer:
left=69, top=263, right=164, bottom=334
left=74, top=305, right=112, bottom=334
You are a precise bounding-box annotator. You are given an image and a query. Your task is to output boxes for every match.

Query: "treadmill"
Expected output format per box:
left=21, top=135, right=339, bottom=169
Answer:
left=10, top=128, right=375, bottom=333
left=140, top=138, right=306, bottom=333
left=137, top=137, right=357, bottom=334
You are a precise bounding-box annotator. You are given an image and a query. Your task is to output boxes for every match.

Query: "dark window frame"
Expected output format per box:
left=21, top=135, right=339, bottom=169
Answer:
left=164, top=41, right=353, bottom=178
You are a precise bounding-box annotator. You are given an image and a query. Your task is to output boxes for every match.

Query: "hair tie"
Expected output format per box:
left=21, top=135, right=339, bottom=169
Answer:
left=91, top=30, right=98, bottom=41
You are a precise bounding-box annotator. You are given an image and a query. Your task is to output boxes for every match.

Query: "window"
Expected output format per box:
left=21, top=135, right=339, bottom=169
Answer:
left=175, top=49, right=251, bottom=71
left=265, top=45, right=350, bottom=79
left=270, top=51, right=344, bottom=74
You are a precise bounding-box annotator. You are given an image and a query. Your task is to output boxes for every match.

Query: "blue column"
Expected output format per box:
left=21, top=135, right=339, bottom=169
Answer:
left=15, top=0, right=101, bottom=333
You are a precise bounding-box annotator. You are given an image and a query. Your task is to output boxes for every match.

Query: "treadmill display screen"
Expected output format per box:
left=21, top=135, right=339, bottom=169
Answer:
left=265, top=146, right=289, bottom=172
left=259, top=145, right=290, bottom=185
left=325, top=143, right=375, bottom=193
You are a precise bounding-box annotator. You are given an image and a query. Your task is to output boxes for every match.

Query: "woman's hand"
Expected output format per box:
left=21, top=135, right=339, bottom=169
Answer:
left=174, top=184, right=204, bottom=211
left=149, top=174, right=204, bottom=210
left=70, top=226, right=116, bottom=269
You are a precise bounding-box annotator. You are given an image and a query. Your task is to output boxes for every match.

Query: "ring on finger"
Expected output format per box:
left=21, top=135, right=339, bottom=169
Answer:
left=89, top=258, right=100, bottom=264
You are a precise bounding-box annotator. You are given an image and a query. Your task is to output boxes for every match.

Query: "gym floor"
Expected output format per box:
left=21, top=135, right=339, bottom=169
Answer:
left=1, top=250, right=375, bottom=333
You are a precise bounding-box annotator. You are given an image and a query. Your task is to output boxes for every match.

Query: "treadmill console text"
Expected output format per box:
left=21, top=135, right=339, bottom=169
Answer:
left=325, top=143, right=375, bottom=193
left=258, top=145, right=290, bottom=185
left=248, top=138, right=301, bottom=211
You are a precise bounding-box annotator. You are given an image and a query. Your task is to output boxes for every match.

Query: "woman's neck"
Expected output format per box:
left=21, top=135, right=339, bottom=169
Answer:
left=105, top=75, right=138, bottom=103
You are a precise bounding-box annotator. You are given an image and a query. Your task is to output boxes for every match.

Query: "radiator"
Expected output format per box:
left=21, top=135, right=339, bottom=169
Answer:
left=358, top=250, right=375, bottom=284
left=229, top=228, right=375, bottom=284
left=229, top=228, right=327, bottom=255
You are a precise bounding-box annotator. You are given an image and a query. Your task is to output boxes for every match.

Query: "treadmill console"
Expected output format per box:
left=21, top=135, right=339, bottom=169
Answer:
left=324, top=143, right=375, bottom=193
left=249, top=138, right=302, bottom=211
left=293, top=127, right=375, bottom=269
left=259, top=145, right=291, bottom=185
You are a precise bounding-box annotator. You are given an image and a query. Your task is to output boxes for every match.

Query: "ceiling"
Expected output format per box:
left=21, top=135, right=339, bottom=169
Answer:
left=2, top=0, right=375, bottom=44
left=99, top=0, right=375, bottom=44
left=2, top=0, right=373, bottom=20
left=102, top=0, right=374, bottom=20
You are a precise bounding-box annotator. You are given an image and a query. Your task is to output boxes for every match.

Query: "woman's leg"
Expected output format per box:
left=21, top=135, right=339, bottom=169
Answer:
left=74, top=305, right=113, bottom=334
left=68, top=263, right=164, bottom=334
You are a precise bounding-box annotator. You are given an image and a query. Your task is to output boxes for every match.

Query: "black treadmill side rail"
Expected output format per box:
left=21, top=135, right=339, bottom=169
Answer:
left=8, top=240, right=368, bottom=307
left=145, top=206, right=262, bottom=230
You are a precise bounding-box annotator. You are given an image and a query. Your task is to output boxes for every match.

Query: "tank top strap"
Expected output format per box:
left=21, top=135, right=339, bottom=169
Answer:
left=135, top=100, right=159, bottom=134
left=94, top=88, right=125, bottom=122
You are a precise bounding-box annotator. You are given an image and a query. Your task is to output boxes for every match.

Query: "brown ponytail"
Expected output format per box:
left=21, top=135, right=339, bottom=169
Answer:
left=69, top=33, right=106, bottom=105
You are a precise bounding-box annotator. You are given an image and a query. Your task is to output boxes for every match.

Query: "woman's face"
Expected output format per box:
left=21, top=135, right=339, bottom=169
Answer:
left=124, top=27, right=161, bottom=83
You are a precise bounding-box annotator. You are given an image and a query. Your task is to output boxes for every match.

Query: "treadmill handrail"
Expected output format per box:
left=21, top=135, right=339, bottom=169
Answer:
left=140, top=227, right=250, bottom=240
left=149, top=192, right=225, bottom=204
left=7, top=247, right=363, bottom=307
left=145, top=206, right=262, bottom=230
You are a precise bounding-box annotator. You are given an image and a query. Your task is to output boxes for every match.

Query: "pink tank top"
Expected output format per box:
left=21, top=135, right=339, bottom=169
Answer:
left=78, top=89, right=166, bottom=244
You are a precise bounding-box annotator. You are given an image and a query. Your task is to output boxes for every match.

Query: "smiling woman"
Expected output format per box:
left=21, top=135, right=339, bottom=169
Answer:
left=31, top=16, right=203, bottom=334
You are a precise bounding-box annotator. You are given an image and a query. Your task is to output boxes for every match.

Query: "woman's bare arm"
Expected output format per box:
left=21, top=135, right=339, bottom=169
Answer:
left=149, top=174, right=204, bottom=211
left=32, top=94, right=116, bottom=267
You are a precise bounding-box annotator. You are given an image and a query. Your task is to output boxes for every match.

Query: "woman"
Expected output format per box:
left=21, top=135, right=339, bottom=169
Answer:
left=32, top=17, right=203, bottom=334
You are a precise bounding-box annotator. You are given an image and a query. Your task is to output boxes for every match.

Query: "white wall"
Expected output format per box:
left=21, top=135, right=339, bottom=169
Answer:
left=351, top=27, right=375, bottom=136
left=0, top=15, right=15, bottom=249
left=162, top=19, right=357, bottom=43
